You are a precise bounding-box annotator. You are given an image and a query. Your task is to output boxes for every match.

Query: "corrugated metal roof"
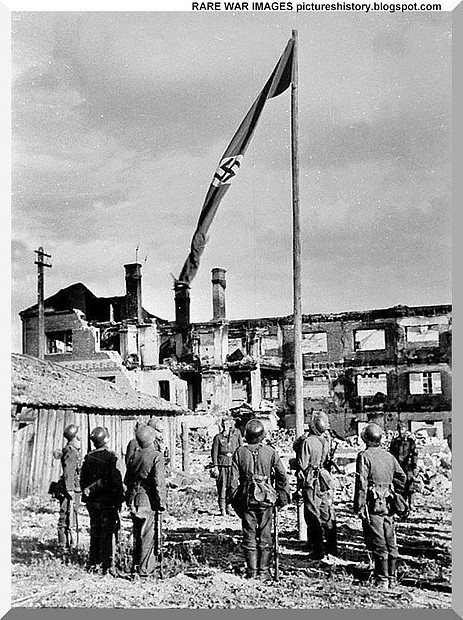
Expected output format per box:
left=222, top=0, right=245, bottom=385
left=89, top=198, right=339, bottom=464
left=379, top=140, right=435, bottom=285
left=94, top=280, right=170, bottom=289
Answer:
left=11, top=353, right=186, bottom=414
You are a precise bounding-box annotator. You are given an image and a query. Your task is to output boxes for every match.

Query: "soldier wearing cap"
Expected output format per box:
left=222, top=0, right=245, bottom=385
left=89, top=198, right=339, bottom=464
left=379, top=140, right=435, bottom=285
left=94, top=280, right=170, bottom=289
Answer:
left=292, top=412, right=338, bottom=561
left=57, top=423, right=81, bottom=549
left=124, top=424, right=167, bottom=577
left=80, top=427, right=124, bottom=573
left=354, top=423, right=406, bottom=589
left=211, top=414, right=243, bottom=516
left=229, top=418, right=290, bottom=580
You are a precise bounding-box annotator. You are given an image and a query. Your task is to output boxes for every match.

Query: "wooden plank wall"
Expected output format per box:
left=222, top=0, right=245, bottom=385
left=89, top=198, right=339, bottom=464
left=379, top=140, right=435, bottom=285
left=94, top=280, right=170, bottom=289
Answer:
left=11, top=413, right=36, bottom=497
left=12, top=408, right=179, bottom=497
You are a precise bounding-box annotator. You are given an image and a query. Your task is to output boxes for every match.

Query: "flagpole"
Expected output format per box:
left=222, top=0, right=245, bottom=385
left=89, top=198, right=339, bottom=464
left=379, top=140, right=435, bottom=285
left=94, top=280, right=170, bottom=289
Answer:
left=291, top=29, right=306, bottom=542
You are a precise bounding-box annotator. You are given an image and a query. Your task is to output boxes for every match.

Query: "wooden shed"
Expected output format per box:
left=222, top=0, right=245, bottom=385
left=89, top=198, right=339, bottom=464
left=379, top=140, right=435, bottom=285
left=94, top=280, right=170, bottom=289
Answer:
left=11, top=353, right=186, bottom=497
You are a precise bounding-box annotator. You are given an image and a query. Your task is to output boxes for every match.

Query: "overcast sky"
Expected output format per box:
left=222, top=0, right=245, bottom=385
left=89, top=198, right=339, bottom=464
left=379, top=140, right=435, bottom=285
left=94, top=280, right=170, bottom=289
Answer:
left=11, top=11, right=451, bottom=351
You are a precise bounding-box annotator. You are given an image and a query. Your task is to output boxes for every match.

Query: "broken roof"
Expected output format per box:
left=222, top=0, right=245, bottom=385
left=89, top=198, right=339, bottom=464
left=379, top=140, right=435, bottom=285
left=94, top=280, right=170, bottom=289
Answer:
left=11, top=353, right=186, bottom=414
left=19, top=282, right=168, bottom=324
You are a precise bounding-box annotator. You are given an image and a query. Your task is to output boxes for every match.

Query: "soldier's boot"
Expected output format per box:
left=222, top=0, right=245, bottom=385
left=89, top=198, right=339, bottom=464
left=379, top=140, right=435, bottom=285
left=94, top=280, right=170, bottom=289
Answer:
left=374, top=557, right=389, bottom=590
left=219, top=502, right=227, bottom=517
left=257, top=548, right=273, bottom=581
left=243, top=549, right=258, bottom=579
left=325, top=521, right=339, bottom=557
left=388, top=557, right=398, bottom=588
left=57, top=529, right=67, bottom=550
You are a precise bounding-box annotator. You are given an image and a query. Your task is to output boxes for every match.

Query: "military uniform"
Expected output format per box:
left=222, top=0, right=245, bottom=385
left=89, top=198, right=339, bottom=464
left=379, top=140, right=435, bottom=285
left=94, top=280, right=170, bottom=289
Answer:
left=354, top=445, right=406, bottom=587
left=124, top=444, right=166, bottom=577
left=58, top=440, right=81, bottom=548
left=80, top=446, right=124, bottom=571
left=229, top=442, right=290, bottom=578
left=211, top=428, right=243, bottom=515
left=293, top=430, right=338, bottom=559
left=389, top=433, right=418, bottom=508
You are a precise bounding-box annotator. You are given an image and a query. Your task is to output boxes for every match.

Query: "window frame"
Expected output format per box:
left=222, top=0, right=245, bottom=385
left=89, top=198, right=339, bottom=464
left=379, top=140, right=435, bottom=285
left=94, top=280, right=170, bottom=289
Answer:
left=409, top=371, right=442, bottom=395
left=353, top=328, right=386, bottom=352
left=159, top=380, right=171, bottom=402
left=46, top=330, right=73, bottom=354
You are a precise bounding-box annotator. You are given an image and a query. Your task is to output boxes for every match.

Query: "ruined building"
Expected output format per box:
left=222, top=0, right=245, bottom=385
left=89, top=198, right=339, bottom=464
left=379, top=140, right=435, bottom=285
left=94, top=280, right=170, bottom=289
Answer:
left=20, top=263, right=452, bottom=438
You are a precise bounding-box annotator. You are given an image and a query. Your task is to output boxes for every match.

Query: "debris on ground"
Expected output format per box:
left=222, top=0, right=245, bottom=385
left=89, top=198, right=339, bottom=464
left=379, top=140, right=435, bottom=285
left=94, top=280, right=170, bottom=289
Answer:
left=11, top=437, right=452, bottom=609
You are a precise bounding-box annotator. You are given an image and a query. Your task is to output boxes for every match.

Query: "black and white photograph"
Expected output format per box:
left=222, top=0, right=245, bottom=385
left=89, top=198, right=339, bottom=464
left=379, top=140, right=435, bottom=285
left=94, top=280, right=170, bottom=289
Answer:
left=9, top=7, right=452, bottom=610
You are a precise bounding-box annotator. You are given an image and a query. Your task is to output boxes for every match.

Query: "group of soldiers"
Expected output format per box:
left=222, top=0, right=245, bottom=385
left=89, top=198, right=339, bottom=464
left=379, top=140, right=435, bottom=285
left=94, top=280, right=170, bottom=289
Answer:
left=54, top=412, right=419, bottom=588
left=55, top=418, right=166, bottom=577
left=211, top=412, right=418, bottom=589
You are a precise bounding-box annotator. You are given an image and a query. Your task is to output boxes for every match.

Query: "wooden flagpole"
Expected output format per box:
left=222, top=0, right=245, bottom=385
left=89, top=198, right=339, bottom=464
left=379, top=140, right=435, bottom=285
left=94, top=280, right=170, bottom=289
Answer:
left=291, top=29, right=307, bottom=541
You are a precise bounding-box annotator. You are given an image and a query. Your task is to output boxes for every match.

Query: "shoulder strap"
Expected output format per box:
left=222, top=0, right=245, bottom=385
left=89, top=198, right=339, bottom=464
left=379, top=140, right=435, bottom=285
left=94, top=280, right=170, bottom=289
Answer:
left=246, top=445, right=258, bottom=476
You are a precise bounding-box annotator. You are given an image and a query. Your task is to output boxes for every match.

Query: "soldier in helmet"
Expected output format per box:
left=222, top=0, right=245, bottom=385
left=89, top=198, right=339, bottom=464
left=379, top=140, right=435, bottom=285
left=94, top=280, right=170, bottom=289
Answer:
left=124, top=424, right=166, bottom=577
left=57, top=423, right=81, bottom=549
left=125, top=420, right=143, bottom=467
left=211, top=414, right=243, bottom=516
left=389, top=421, right=418, bottom=510
left=292, top=412, right=338, bottom=560
left=80, top=427, right=124, bottom=573
left=354, top=423, right=406, bottom=589
left=229, top=418, right=290, bottom=580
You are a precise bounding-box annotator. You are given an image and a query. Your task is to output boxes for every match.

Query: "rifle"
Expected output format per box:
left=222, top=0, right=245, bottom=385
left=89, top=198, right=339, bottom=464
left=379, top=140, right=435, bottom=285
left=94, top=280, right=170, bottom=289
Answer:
left=156, top=510, right=164, bottom=579
left=325, top=440, right=342, bottom=475
left=273, top=506, right=280, bottom=582
left=72, top=499, right=80, bottom=547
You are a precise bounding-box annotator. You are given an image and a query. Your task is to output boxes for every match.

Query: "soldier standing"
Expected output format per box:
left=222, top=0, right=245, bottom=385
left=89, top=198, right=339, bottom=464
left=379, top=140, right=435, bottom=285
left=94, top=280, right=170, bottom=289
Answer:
left=125, top=420, right=142, bottom=467
left=229, top=419, right=290, bottom=580
left=389, top=422, right=418, bottom=510
left=292, top=412, right=338, bottom=560
left=80, top=427, right=124, bottom=574
left=211, top=415, right=243, bottom=516
left=124, top=425, right=167, bottom=577
left=354, top=423, right=406, bottom=590
left=57, top=423, right=81, bottom=550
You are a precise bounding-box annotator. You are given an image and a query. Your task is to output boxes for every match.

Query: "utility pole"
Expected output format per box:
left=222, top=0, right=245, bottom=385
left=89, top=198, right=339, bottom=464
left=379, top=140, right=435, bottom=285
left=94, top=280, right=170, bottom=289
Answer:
left=291, top=29, right=307, bottom=541
left=34, top=247, right=52, bottom=359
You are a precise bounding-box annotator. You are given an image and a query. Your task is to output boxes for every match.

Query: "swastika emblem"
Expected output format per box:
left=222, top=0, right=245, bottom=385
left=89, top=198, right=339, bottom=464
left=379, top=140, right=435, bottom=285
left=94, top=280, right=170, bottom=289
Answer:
left=212, top=155, right=243, bottom=187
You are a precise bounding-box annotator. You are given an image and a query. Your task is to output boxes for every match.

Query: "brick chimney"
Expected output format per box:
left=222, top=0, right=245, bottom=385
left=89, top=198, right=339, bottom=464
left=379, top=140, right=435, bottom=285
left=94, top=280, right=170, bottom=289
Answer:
left=174, top=281, right=190, bottom=329
left=124, top=263, right=143, bottom=322
left=211, top=268, right=226, bottom=320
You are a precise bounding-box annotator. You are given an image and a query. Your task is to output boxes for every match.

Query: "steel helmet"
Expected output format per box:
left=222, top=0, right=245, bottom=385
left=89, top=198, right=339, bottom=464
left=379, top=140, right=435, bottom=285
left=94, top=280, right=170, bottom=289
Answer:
left=244, top=418, right=265, bottom=444
left=148, top=418, right=163, bottom=433
left=63, top=423, right=79, bottom=441
left=90, top=426, right=109, bottom=448
left=311, top=412, right=329, bottom=435
left=136, top=425, right=155, bottom=448
left=361, top=423, right=383, bottom=446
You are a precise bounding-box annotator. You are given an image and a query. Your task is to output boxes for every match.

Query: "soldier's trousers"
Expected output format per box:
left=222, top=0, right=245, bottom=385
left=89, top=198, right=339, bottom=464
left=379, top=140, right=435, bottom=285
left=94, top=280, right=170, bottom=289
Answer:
left=302, top=486, right=338, bottom=556
left=216, top=467, right=233, bottom=507
left=241, top=505, right=273, bottom=552
left=58, top=493, right=81, bottom=545
left=86, top=502, right=118, bottom=570
left=131, top=507, right=156, bottom=577
left=362, top=514, right=398, bottom=562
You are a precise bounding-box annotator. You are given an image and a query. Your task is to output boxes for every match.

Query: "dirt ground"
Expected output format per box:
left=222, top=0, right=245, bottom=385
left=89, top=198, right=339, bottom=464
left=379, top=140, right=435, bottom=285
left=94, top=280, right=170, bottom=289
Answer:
left=11, top=442, right=452, bottom=610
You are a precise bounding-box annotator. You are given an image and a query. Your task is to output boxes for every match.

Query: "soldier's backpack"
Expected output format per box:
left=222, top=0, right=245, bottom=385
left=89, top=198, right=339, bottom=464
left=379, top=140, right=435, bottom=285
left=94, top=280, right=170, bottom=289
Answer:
left=247, top=447, right=277, bottom=507
left=48, top=477, right=66, bottom=501
left=367, top=485, right=391, bottom=515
